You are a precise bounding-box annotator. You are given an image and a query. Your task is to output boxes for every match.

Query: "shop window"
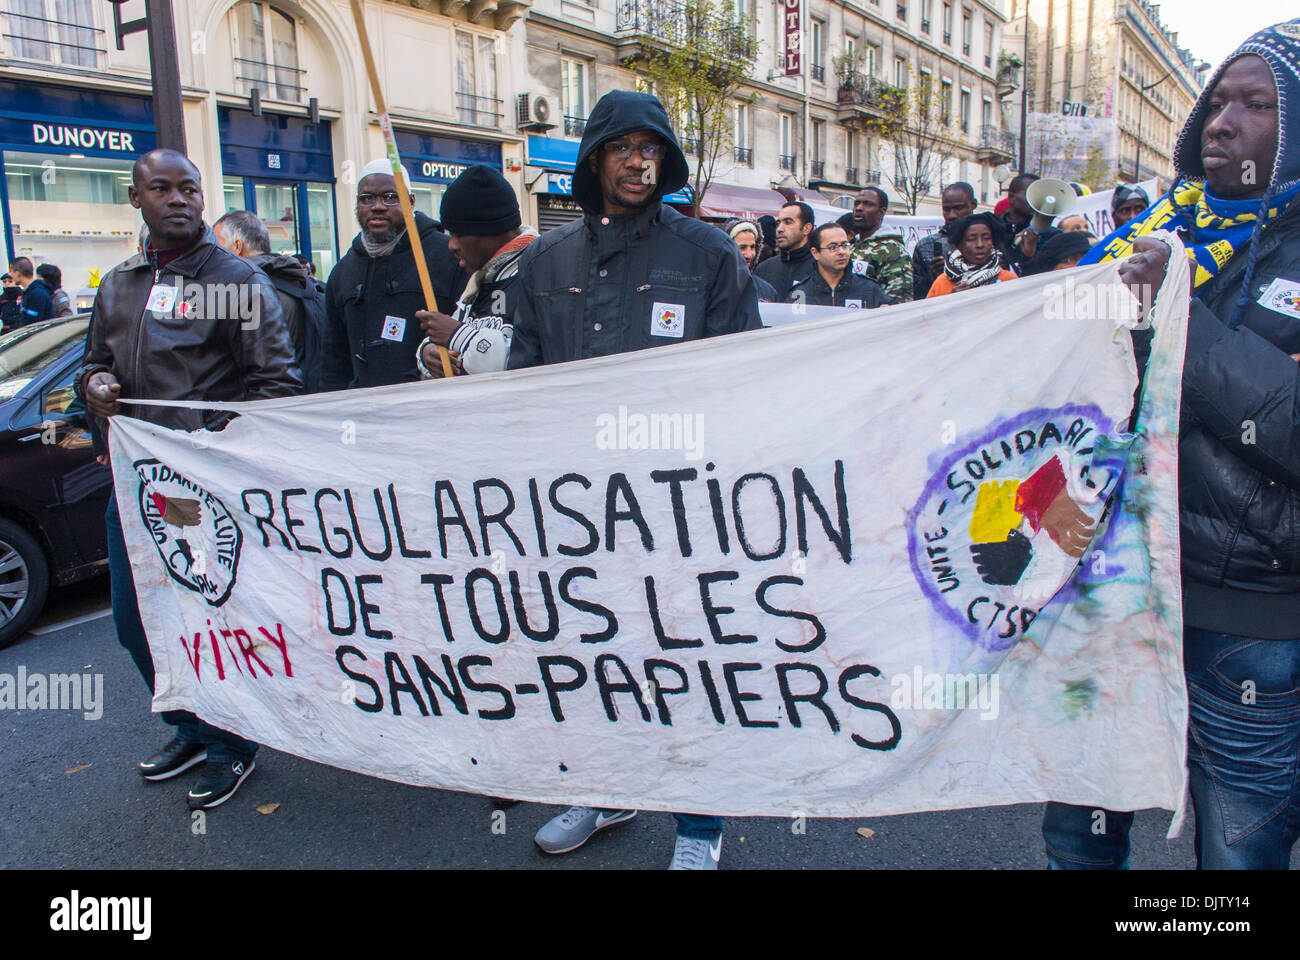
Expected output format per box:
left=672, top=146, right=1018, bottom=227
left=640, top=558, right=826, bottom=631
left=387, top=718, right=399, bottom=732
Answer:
left=3, top=151, right=138, bottom=292
left=456, top=32, right=501, bottom=129
left=231, top=2, right=304, bottom=103
left=5, top=0, right=100, bottom=67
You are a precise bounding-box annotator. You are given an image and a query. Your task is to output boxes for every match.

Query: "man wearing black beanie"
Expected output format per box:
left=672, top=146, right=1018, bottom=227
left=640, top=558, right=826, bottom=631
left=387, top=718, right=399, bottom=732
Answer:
left=415, top=164, right=536, bottom=376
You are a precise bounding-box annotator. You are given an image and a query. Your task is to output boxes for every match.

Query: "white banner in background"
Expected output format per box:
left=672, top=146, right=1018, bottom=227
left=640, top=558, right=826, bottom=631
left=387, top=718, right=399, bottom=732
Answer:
left=109, top=256, right=1189, bottom=822
left=812, top=179, right=1159, bottom=252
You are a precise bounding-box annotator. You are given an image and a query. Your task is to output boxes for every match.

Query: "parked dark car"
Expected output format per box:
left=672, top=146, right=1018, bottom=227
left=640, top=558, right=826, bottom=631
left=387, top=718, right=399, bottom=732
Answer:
left=0, top=314, right=112, bottom=648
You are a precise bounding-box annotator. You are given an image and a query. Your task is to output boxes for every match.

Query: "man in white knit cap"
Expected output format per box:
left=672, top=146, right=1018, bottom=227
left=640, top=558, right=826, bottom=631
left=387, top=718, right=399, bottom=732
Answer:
left=319, top=158, right=465, bottom=389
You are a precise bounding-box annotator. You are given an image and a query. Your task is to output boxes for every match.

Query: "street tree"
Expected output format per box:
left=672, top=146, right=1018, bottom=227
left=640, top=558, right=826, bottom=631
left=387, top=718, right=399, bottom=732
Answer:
left=624, top=0, right=759, bottom=217
left=858, top=69, right=953, bottom=215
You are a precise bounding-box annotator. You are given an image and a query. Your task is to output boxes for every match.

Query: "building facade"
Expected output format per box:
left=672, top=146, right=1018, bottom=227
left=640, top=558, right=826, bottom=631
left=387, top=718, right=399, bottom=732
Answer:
left=2, top=0, right=1029, bottom=293
left=515, top=0, right=1015, bottom=227
left=0, top=0, right=530, bottom=290
left=1003, top=0, right=1204, bottom=190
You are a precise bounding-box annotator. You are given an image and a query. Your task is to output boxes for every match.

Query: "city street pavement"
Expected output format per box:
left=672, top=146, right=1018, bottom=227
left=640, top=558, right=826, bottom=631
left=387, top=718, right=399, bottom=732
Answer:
left=3, top=589, right=1295, bottom=871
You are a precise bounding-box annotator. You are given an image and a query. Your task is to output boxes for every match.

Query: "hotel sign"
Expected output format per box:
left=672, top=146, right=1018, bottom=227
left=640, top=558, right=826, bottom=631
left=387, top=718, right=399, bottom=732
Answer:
left=784, top=0, right=801, bottom=76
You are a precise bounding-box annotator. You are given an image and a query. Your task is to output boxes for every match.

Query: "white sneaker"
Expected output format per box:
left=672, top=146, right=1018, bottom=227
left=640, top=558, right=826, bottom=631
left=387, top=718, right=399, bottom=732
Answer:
left=669, top=832, right=722, bottom=870
left=533, top=806, right=637, bottom=854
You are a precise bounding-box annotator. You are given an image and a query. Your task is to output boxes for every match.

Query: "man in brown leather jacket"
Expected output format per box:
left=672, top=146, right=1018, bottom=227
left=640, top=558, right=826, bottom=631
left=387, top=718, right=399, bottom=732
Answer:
left=77, top=148, right=301, bottom=811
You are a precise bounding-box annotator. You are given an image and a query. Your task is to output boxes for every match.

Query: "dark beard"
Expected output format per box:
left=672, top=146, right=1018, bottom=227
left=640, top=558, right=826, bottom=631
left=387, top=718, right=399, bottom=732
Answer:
left=356, top=212, right=401, bottom=246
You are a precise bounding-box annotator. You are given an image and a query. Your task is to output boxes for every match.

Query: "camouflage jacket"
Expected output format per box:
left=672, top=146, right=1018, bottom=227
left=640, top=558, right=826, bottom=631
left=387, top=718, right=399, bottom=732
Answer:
left=848, top=232, right=913, bottom=303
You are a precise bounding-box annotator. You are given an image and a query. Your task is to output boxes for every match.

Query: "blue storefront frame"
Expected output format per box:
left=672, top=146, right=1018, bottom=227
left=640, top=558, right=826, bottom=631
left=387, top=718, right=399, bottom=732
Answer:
left=0, top=79, right=156, bottom=263
left=526, top=134, right=692, bottom=204
left=218, top=107, right=338, bottom=268
left=394, top=128, right=502, bottom=188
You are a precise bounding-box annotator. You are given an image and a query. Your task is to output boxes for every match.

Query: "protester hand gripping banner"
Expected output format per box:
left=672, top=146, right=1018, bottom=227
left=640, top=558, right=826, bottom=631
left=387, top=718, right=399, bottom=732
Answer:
left=108, top=246, right=1189, bottom=824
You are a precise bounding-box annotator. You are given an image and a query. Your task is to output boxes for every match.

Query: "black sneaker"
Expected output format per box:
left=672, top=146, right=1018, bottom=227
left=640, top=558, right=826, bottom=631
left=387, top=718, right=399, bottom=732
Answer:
left=187, top=758, right=256, bottom=810
left=139, top=738, right=207, bottom=781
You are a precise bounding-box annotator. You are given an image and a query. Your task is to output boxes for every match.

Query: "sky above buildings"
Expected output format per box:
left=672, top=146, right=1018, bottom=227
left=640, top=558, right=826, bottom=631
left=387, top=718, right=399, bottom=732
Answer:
left=1156, top=0, right=1295, bottom=69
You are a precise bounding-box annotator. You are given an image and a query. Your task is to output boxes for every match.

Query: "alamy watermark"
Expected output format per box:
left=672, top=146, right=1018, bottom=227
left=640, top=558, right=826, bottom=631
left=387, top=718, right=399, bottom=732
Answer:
left=0, top=667, right=103, bottom=719
left=595, top=404, right=704, bottom=461
left=890, top=667, right=1000, bottom=720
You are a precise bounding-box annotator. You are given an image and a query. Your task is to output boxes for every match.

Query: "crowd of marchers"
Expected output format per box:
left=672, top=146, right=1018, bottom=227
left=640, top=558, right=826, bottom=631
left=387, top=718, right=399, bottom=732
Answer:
left=62, top=18, right=1300, bottom=871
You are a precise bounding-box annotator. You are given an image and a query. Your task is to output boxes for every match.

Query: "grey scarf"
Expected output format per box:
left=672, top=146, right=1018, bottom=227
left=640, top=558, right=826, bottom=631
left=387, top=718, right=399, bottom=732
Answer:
left=360, top=226, right=405, bottom=258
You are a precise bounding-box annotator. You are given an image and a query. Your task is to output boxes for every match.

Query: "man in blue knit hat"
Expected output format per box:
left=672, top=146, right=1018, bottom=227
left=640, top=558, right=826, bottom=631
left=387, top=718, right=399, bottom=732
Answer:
left=1045, top=18, right=1300, bottom=870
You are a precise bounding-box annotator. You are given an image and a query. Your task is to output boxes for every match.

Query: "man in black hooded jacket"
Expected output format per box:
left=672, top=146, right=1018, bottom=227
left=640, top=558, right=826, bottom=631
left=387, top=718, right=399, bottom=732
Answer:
left=1041, top=20, right=1300, bottom=870
left=321, top=159, right=465, bottom=389
left=511, top=89, right=759, bottom=870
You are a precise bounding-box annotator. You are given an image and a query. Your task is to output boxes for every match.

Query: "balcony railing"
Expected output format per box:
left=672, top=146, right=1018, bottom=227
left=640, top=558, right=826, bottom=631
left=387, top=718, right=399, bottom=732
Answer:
left=679, top=136, right=699, bottom=156
left=615, top=0, right=756, bottom=62
left=943, top=32, right=951, bottom=44
left=921, top=18, right=930, bottom=32
left=837, top=72, right=906, bottom=112
left=978, top=124, right=1016, bottom=157
left=985, top=53, right=992, bottom=68
left=963, top=42, right=970, bottom=55
left=779, top=154, right=795, bottom=171
left=897, top=4, right=907, bottom=19
left=564, top=116, right=587, bottom=137
left=845, top=166, right=859, bottom=183
left=235, top=57, right=307, bottom=102
left=917, top=179, right=933, bottom=193
left=457, top=92, right=504, bottom=129
left=810, top=63, right=824, bottom=82
left=863, top=169, right=882, bottom=184
left=3, top=10, right=104, bottom=66
left=811, top=160, right=825, bottom=178
left=734, top=145, right=753, bottom=165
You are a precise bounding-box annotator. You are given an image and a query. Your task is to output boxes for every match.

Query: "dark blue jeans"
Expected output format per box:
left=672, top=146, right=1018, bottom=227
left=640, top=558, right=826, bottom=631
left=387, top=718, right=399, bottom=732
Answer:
left=1043, top=627, right=1300, bottom=869
left=106, top=497, right=257, bottom=765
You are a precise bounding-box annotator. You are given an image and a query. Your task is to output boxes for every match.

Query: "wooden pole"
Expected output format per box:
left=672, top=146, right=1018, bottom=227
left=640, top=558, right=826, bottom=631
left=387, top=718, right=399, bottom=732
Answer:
left=347, top=0, right=454, bottom=378
left=145, top=0, right=186, bottom=151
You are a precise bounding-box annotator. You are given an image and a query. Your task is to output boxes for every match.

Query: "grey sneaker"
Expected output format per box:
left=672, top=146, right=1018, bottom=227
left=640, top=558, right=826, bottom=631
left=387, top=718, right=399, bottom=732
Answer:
left=533, top=806, right=637, bottom=854
left=669, top=833, right=722, bottom=870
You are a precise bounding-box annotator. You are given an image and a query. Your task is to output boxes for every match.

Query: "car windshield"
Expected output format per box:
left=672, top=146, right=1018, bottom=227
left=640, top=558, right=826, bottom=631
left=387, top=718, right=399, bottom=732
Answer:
left=0, top=316, right=89, bottom=402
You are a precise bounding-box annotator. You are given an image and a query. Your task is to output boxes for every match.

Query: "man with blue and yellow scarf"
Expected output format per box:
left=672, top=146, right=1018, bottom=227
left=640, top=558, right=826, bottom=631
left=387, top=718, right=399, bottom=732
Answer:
left=1044, top=19, right=1300, bottom=870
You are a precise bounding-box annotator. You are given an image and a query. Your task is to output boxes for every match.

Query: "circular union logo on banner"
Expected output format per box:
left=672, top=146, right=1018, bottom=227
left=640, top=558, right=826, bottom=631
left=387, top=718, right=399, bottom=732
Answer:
left=133, top=458, right=241, bottom=606
left=906, top=406, right=1122, bottom=651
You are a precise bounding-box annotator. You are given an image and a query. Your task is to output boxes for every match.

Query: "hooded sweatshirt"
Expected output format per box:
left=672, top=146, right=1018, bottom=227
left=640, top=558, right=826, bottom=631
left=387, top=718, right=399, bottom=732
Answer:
left=508, top=90, right=760, bottom=368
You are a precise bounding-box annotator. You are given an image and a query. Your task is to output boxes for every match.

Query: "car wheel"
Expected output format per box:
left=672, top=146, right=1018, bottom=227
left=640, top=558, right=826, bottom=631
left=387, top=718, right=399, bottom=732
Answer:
left=0, top=518, right=51, bottom=650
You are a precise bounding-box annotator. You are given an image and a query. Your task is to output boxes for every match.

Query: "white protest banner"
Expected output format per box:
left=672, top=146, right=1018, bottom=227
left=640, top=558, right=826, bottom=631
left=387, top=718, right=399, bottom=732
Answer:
left=1068, top=179, right=1159, bottom=239
left=108, top=253, right=1189, bottom=822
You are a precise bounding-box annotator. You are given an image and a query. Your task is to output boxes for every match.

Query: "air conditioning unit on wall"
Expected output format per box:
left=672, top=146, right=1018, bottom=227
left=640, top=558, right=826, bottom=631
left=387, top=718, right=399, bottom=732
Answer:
left=516, top=94, right=555, bottom=132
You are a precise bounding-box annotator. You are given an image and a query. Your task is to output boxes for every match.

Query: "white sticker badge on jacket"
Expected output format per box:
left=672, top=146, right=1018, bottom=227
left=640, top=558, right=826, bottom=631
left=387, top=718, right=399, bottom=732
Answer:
left=844, top=299, right=863, bottom=309
left=381, top=315, right=406, bottom=342
left=651, top=302, right=685, bottom=338
left=1257, top=277, right=1300, bottom=320
left=852, top=260, right=868, bottom=276
left=145, top=284, right=178, bottom=314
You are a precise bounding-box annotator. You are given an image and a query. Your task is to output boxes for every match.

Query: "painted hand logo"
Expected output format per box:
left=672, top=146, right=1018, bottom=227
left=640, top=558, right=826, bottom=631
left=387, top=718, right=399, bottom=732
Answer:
left=908, top=408, right=1121, bottom=651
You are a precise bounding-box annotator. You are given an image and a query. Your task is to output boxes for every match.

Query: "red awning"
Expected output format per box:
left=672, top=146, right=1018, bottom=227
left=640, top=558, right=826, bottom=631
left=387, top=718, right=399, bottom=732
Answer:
left=777, top=186, right=831, bottom=205
left=697, top=184, right=789, bottom=221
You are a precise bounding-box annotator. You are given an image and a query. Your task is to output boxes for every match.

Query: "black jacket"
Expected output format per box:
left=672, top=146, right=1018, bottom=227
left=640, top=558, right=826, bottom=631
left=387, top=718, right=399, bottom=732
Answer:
left=509, top=91, right=760, bottom=368
left=251, top=253, right=310, bottom=364
left=76, top=226, right=302, bottom=433
left=1175, top=202, right=1300, bottom=638
left=753, top=273, right=779, bottom=303
left=321, top=211, right=466, bottom=389
left=753, top=242, right=815, bottom=301
left=789, top=269, right=890, bottom=308
left=17, top=277, right=55, bottom=326
left=911, top=231, right=951, bottom=300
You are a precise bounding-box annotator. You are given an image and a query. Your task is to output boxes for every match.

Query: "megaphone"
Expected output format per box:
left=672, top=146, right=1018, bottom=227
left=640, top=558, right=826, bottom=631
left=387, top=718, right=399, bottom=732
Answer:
left=1026, top=178, right=1077, bottom=231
